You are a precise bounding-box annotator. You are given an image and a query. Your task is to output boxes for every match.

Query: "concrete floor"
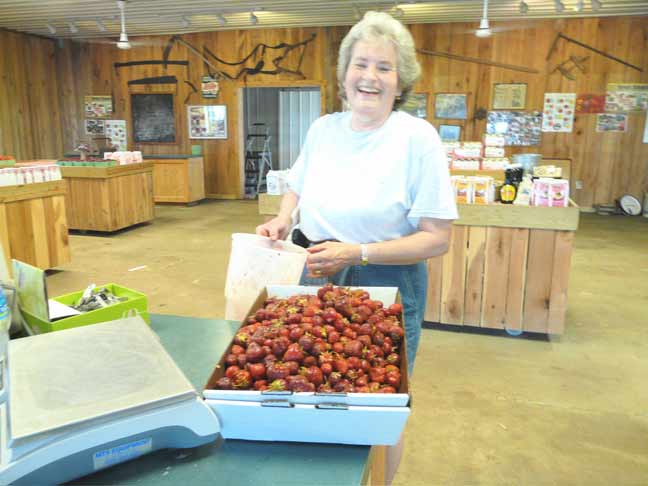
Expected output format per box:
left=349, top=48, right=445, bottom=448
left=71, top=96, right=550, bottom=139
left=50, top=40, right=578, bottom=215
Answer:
left=47, top=201, right=648, bottom=485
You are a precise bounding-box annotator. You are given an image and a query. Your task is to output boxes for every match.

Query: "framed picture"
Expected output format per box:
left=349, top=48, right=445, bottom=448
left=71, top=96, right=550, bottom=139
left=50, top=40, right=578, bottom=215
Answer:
left=492, top=83, right=527, bottom=110
left=596, top=113, right=627, bottom=132
left=400, top=93, right=428, bottom=118
left=84, top=95, right=113, bottom=118
left=438, top=124, right=461, bottom=142
left=84, top=119, right=105, bottom=136
left=486, top=111, right=542, bottom=146
left=434, top=93, right=467, bottom=120
left=188, top=105, right=227, bottom=139
left=201, top=76, right=220, bottom=98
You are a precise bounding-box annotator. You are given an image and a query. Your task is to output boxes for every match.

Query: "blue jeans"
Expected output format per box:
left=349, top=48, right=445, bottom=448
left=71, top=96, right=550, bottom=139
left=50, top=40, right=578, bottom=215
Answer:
left=301, top=262, right=428, bottom=375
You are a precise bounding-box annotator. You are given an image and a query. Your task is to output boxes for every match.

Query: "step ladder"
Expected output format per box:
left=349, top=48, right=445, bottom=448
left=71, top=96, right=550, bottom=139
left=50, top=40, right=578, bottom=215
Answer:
left=244, top=123, right=273, bottom=199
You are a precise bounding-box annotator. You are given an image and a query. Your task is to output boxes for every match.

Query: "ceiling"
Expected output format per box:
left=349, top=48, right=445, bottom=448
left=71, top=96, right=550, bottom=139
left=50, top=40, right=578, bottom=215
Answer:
left=1, top=0, right=647, bottom=41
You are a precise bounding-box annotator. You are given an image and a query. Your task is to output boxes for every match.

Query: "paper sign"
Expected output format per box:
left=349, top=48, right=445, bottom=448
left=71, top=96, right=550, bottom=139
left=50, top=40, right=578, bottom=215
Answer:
left=542, top=93, right=576, bottom=132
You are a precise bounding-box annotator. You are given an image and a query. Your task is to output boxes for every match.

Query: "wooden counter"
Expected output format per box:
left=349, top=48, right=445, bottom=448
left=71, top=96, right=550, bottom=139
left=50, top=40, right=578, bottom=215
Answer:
left=426, top=202, right=579, bottom=335
left=61, top=162, right=154, bottom=232
left=149, top=157, right=205, bottom=204
left=0, top=180, right=70, bottom=272
left=258, top=193, right=579, bottom=335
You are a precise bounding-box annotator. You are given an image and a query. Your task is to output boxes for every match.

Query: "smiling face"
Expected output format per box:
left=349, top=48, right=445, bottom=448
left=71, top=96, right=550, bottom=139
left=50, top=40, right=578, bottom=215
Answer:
left=344, top=38, right=401, bottom=130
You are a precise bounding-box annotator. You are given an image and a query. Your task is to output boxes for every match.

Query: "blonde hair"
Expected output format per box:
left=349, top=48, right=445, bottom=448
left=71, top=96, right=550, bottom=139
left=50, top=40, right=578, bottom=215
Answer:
left=337, top=11, right=421, bottom=110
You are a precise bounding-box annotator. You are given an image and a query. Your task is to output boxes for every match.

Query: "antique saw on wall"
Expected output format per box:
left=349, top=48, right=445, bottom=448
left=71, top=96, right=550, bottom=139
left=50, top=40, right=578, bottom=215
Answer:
left=162, top=33, right=317, bottom=80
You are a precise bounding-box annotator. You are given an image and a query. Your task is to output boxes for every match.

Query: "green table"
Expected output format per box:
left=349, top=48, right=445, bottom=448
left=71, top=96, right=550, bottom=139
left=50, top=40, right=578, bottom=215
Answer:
left=71, top=314, right=373, bottom=485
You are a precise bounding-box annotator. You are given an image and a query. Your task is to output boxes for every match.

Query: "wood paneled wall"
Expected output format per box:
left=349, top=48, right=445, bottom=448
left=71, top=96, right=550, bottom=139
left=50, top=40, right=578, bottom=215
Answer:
left=2, top=16, right=647, bottom=206
left=0, top=30, right=65, bottom=160
left=53, top=27, right=334, bottom=199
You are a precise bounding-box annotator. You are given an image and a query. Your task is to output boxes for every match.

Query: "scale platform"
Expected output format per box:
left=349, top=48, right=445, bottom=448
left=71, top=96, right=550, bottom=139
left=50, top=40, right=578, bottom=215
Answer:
left=0, top=316, right=221, bottom=485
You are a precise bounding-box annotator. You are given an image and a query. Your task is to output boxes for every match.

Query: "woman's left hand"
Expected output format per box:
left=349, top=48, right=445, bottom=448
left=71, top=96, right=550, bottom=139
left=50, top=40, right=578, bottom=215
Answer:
left=305, top=242, right=360, bottom=278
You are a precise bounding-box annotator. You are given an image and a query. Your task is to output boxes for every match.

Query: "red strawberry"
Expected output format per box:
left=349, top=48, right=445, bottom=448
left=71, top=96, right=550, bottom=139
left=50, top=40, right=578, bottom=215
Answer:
left=215, top=377, right=232, bottom=389
left=225, top=365, right=240, bottom=379
left=301, top=366, right=324, bottom=386
left=225, top=354, right=238, bottom=366
left=385, top=371, right=401, bottom=388
left=386, top=303, right=403, bottom=316
left=230, top=344, right=246, bottom=355
left=334, top=358, right=349, bottom=374
left=232, top=370, right=251, bottom=389
left=267, top=362, right=290, bottom=381
left=369, top=367, right=386, bottom=384
left=320, top=362, right=333, bottom=375
left=253, top=380, right=268, bottom=391
left=245, top=342, right=266, bottom=362
left=283, top=343, right=304, bottom=362
left=247, top=362, right=266, bottom=380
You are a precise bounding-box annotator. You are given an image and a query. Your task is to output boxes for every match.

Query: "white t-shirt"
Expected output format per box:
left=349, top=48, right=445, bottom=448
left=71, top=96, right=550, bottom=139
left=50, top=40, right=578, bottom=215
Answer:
left=286, top=110, right=458, bottom=244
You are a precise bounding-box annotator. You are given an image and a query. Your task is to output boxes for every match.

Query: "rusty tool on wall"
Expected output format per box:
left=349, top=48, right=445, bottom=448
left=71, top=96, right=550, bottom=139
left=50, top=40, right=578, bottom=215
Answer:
left=163, top=33, right=316, bottom=80
left=551, top=55, right=589, bottom=81
left=417, top=48, right=539, bottom=74
left=546, top=33, right=643, bottom=72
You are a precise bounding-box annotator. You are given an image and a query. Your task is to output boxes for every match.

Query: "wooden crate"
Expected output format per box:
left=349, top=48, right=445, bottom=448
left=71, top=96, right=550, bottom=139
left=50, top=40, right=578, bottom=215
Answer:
left=0, top=180, right=71, bottom=273
left=61, top=163, right=155, bottom=232
left=425, top=202, right=579, bottom=334
left=150, top=157, right=205, bottom=204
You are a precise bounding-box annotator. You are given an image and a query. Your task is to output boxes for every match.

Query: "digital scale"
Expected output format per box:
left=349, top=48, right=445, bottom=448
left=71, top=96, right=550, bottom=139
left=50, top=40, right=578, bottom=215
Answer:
left=0, top=316, right=221, bottom=485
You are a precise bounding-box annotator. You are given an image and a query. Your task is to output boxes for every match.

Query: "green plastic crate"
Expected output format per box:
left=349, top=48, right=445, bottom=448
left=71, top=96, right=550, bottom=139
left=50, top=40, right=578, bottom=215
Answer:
left=0, top=159, right=16, bottom=167
left=21, top=283, right=149, bottom=334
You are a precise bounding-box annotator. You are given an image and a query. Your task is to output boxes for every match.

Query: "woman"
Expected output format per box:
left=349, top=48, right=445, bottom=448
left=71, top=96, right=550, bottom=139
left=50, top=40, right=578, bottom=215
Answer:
left=256, top=11, right=457, bottom=373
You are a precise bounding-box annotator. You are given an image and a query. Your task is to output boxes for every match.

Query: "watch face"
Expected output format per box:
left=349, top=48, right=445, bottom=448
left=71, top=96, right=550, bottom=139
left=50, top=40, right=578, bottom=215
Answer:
left=619, top=195, right=642, bottom=216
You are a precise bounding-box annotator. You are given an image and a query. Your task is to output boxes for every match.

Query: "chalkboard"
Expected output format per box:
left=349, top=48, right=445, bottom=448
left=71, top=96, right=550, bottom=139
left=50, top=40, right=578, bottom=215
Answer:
left=131, top=93, right=176, bottom=143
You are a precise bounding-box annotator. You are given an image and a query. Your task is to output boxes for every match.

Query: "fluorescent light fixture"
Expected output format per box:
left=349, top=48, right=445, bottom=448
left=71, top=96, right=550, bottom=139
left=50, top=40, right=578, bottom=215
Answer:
left=249, top=12, right=258, bottom=25
left=216, top=13, right=227, bottom=26
left=181, top=15, right=190, bottom=28
left=96, top=18, right=107, bottom=32
left=591, top=0, right=602, bottom=10
left=67, top=21, right=78, bottom=34
left=117, top=31, right=131, bottom=50
left=519, top=1, right=528, bottom=14
left=46, top=21, right=57, bottom=35
left=555, top=0, right=565, bottom=12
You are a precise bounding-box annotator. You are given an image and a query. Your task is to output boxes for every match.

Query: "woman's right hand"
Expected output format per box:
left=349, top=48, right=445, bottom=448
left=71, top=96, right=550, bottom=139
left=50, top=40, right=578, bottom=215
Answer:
left=256, top=216, right=292, bottom=241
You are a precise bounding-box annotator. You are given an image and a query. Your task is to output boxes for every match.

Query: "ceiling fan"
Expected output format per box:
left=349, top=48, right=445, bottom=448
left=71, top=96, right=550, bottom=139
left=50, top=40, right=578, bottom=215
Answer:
left=466, top=0, right=535, bottom=38
left=79, top=1, right=161, bottom=49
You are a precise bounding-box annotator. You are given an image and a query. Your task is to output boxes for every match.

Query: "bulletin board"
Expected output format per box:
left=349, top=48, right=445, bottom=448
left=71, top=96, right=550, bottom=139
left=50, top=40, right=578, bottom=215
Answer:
left=131, top=93, right=176, bottom=143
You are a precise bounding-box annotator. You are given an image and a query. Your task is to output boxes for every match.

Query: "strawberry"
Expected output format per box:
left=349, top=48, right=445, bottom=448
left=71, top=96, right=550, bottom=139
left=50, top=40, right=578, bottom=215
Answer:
left=245, top=342, right=266, bottom=362
left=247, top=362, right=266, bottom=380
left=225, top=365, right=240, bottom=379
left=232, top=370, right=251, bottom=389
left=283, top=343, right=304, bottom=362
left=215, top=377, right=232, bottom=389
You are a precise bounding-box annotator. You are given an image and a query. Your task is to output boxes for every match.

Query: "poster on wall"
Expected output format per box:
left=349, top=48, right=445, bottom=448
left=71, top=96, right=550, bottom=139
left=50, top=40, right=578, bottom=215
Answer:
left=596, top=113, right=628, bottom=132
left=575, top=94, right=606, bottom=114
left=105, top=120, right=128, bottom=151
left=400, top=93, right=428, bottom=118
left=492, top=83, right=527, bottom=110
left=434, top=93, right=467, bottom=119
left=438, top=124, right=461, bottom=142
left=188, top=105, right=227, bottom=139
left=201, top=76, right=220, bottom=98
left=486, top=111, right=542, bottom=146
left=542, top=93, right=576, bottom=132
left=85, top=119, right=105, bottom=136
left=605, top=84, right=648, bottom=112
left=84, top=95, right=113, bottom=118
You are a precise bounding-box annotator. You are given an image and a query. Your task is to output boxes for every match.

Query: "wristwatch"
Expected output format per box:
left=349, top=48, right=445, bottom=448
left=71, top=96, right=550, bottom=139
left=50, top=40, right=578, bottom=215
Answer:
left=360, top=244, right=369, bottom=266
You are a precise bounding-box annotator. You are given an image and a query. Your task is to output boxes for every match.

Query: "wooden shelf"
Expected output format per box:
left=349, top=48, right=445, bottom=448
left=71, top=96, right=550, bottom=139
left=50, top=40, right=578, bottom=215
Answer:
left=0, top=180, right=70, bottom=273
left=149, top=157, right=205, bottom=204
left=62, top=162, right=155, bottom=232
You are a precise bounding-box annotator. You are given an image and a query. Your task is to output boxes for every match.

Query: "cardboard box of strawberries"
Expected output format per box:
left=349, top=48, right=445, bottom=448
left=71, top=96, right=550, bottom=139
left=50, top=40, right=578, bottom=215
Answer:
left=203, top=284, right=411, bottom=445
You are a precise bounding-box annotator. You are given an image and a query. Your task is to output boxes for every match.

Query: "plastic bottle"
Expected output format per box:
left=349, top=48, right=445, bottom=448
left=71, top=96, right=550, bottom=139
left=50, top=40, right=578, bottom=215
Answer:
left=0, top=289, right=9, bottom=403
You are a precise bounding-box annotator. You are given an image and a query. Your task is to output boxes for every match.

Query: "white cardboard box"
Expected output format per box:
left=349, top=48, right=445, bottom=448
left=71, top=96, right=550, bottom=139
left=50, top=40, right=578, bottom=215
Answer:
left=203, top=285, right=410, bottom=445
